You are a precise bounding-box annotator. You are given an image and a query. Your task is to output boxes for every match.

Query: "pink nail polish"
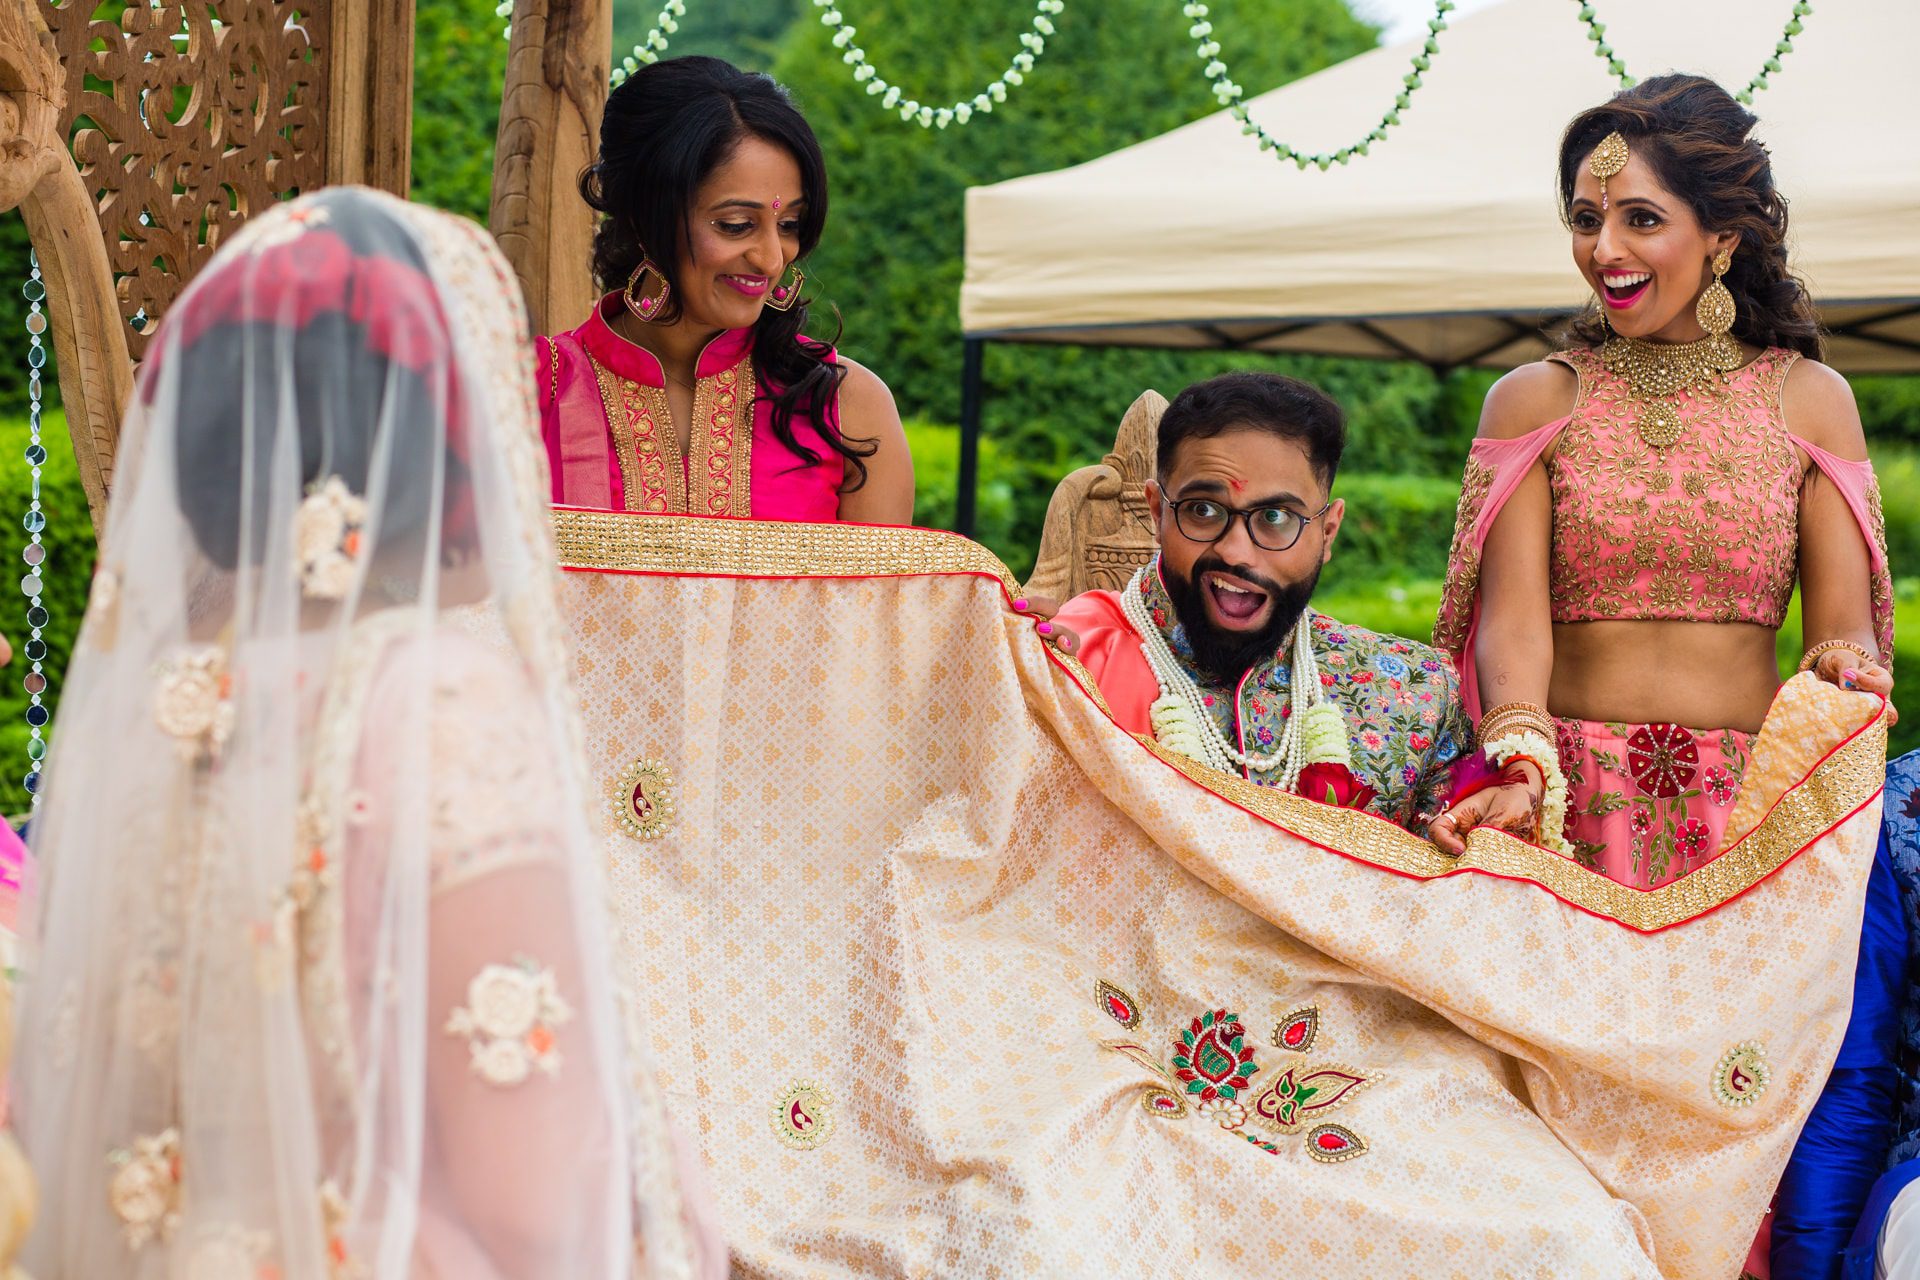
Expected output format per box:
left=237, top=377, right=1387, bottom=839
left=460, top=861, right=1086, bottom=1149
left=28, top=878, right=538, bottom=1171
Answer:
left=1012, top=598, right=1028, bottom=611
left=1037, top=622, right=1053, bottom=636
left=1843, top=668, right=1860, bottom=682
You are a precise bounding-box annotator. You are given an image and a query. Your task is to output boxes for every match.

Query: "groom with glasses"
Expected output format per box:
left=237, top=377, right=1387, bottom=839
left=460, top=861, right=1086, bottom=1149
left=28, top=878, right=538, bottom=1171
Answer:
left=1026, top=372, right=1471, bottom=831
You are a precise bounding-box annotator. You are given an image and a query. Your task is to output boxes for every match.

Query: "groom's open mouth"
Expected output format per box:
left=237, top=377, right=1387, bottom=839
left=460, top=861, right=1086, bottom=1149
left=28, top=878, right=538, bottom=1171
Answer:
left=1203, top=571, right=1272, bottom=629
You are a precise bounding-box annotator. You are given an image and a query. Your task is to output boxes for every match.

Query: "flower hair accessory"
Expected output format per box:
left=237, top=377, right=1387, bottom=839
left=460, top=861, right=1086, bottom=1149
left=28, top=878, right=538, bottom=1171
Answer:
left=296, top=476, right=368, bottom=600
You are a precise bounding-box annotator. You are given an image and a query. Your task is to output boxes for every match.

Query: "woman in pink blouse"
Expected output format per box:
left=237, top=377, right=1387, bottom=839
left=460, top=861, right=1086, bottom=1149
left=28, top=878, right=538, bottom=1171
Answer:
left=539, top=57, right=913, bottom=525
left=1429, top=74, right=1895, bottom=889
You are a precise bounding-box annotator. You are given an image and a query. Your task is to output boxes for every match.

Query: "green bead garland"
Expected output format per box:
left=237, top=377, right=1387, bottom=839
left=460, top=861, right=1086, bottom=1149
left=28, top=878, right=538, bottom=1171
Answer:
left=501, top=0, right=1065, bottom=125
left=1190, top=0, right=1456, bottom=169
left=1570, top=0, right=1812, bottom=104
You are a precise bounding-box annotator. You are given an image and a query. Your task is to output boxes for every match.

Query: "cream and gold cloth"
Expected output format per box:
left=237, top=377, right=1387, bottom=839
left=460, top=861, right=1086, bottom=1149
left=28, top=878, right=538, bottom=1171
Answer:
left=555, top=510, right=1888, bottom=1280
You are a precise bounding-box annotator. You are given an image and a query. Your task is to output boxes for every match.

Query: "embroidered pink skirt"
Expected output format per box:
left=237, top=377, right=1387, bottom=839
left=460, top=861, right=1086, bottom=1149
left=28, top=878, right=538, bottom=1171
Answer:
left=1556, top=718, right=1755, bottom=891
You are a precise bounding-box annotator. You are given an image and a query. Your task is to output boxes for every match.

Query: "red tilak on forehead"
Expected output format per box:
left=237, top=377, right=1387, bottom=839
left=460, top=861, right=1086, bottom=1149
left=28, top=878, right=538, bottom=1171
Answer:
left=1228, top=478, right=1245, bottom=494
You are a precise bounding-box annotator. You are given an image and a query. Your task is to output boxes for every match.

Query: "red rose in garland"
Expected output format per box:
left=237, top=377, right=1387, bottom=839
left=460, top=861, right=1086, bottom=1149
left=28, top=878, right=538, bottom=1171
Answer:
left=1296, top=762, right=1377, bottom=811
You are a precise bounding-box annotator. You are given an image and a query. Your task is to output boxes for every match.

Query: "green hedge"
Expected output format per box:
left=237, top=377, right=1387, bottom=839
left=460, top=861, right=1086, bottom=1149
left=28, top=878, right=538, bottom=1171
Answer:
left=1327, top=472, right=1460, bottom=585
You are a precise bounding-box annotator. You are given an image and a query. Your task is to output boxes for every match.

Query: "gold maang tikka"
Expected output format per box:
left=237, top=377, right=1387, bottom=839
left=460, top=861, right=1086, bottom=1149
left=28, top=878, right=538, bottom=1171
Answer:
left=1588, top=130, right=1630, bottom=211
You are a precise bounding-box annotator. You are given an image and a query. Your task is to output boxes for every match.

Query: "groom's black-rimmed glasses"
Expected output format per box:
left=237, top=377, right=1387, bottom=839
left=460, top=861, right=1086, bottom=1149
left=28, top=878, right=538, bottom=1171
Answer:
left=1165, top=497, right=1333, bottom=553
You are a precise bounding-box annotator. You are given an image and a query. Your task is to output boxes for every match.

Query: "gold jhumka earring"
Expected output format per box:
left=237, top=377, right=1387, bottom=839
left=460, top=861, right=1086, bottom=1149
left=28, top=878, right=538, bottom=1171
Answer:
left=1695, top=247, right=1737, bottom=342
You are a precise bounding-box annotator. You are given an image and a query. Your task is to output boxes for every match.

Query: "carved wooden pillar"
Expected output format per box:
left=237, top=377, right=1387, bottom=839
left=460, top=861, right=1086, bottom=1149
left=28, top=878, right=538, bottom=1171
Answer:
left=327, top=0, right=417, bottom=195
left=493, top=0, right=611, bottom=338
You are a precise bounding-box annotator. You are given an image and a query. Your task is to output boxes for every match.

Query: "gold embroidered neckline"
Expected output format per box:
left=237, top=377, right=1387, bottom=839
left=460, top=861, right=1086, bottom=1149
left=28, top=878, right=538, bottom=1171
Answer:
left=1598, top=333, right=1747, bottom=449
left=588, top=354, right=755, bottom=517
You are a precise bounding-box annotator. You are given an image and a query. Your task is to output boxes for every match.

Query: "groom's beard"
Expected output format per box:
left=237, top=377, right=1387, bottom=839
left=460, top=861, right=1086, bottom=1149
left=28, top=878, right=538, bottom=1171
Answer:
left=1160, top=553, right=1321, bottom=686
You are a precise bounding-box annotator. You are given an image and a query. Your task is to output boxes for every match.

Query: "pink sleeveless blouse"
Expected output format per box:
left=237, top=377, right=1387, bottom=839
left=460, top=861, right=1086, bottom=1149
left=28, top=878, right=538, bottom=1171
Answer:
left=537, top=292, right=845, bottom=521
left=1436, top=346, right=1894, bottom=719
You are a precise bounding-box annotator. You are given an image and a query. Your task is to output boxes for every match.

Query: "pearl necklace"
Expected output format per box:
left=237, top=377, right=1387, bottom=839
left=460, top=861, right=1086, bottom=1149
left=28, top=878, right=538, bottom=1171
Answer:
left=1119, top=565, right=1329, bottom=789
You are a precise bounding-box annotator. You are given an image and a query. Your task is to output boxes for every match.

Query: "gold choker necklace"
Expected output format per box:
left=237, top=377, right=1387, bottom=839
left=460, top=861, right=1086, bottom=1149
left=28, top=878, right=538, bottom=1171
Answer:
left=1599, top=333, right=1745, bottom=449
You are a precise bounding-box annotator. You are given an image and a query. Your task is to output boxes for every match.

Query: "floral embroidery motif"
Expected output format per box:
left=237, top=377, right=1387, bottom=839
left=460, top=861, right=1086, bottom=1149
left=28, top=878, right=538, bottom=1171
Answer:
left=1140, top=1086, right=1188, bottom=1118
left=320, top=1179, right=360, bottom=1278
left=444, top=956, right=574, bottom=1087
left=1713, top=1040, right=1771, bottom=1108
left=1094, top=978, right=1142, bottom=1029
left=295, top=476, right=368, bottom=600
left=154, top=646, right=235, bottom=760
left=85, top=565, right=121, bottom=649
left=1304, top=1122, right=1369, bottom=1163
left=1704, top=765, right=1738, bottom=806
left=107, top=1127, right=182, bottom=1249
left=1196, top=1097, right=1250, bottom=1130
left=1248, top=1063, right=1377, bottom=1134
left=1171, top=1008, right=1259, bottom=1103
left=1627, top=723, right=1699, bottom=797
left=182, top=1224, right=275, bottom=1279
left=609, top=757, right=676, bottom=840
left=771, top=1079, right=835, bottom=1150
left=1271, top=1005, right=1320, bottom=1053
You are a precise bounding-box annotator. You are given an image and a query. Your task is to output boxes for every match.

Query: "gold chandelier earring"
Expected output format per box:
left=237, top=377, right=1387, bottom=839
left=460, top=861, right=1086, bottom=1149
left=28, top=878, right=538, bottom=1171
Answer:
left=622, top=254, right=671, bottom=322
left=764, top=261, right=805, bottom=312
left=1695, top=248, right=1738, bottom=354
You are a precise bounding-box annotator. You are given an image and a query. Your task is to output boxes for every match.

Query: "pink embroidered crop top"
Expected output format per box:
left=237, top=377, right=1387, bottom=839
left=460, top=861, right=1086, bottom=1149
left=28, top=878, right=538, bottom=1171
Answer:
left=1433, top=344, right=1894, bottom=720
left=1544, top=346, right=1801, bottom=628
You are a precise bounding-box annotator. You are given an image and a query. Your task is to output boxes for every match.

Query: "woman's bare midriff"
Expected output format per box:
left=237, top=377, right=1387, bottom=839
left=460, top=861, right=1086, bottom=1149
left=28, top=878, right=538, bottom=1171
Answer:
left=1547, top=620, right=1782, bottom=734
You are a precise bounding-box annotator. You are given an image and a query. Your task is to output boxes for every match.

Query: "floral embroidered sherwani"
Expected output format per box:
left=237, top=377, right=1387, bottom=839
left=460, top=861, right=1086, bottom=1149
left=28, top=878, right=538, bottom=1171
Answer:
left=1055, top=565, right=1473, bottom=828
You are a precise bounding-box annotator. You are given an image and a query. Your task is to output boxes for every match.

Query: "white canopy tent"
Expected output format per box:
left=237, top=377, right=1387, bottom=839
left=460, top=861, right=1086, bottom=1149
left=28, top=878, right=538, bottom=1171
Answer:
left=960, top=0, right=1920, bottom=373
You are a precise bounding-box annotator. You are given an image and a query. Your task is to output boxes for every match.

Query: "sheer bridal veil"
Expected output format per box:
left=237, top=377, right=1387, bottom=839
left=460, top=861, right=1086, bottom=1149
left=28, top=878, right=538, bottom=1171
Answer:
left=13, top=189, right=705, bottom=1278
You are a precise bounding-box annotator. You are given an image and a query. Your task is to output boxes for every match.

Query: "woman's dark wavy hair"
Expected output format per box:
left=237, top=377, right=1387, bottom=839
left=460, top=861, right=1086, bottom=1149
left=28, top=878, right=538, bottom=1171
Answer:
left=1555, top=73, right=1824, bottom=360
left=581, top=56, right=872, bottom=489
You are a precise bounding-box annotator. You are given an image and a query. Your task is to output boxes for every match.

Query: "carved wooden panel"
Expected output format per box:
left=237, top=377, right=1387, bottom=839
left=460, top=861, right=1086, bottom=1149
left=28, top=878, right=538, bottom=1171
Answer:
left=493, top=0, right=609, bottom=337
left=37, top=1, right=334, bottom=359
left=1023, top=389, right=1164, bottom=601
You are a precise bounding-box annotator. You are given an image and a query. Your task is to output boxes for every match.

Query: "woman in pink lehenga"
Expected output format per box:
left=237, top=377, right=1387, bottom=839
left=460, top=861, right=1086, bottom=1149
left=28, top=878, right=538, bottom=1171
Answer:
left=1429, top=74, right=1894, bottom=893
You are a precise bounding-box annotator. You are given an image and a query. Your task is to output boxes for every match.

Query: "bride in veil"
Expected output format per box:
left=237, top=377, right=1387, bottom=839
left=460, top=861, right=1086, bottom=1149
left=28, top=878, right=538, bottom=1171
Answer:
left=12, top=188, right=722, bottom=1278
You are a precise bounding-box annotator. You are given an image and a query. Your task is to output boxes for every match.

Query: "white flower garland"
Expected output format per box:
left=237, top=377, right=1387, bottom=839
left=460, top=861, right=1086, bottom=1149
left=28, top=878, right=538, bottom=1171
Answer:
left=1118, top=565, right=1348, bottom=792
left=1481, top=729, right=1574, bottom=858
left=1189, top=0, right=1455, bottom=169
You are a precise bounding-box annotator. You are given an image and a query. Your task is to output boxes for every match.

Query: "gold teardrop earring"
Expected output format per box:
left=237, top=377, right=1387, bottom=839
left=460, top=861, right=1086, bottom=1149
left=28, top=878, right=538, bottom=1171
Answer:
left=1694, top=247, right=1741, bottom=369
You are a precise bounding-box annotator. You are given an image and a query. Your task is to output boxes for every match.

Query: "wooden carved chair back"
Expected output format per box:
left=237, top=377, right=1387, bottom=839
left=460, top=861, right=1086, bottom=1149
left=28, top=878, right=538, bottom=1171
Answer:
left=0, top=0, right=414, bottom=534
left=1021, top=388, right=1164, bottom=602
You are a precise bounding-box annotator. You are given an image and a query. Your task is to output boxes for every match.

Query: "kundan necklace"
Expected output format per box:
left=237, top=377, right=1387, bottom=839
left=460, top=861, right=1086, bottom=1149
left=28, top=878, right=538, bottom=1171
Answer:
left=1119, top=565, right=1350, bottom=791
left=1600, top=331, right=1744, bottom=449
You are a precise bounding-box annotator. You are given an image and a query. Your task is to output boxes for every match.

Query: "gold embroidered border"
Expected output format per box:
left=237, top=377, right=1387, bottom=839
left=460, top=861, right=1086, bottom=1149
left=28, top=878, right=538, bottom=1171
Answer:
left=690, top=355, right=754, bottom=518
left=589, top=355, right=680, bottom=513
left=1137, top=718, right=1884, bottom=933
left=551, top=508, right=1019, bottom=592
left=550, top=509, right=1885, bottom=931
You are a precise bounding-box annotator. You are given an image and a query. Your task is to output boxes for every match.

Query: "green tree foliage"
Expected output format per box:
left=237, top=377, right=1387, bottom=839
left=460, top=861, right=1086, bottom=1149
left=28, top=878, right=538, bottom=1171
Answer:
left=768, top=0, right=1489, bottom=562
left=614, top=0, right=804, bottom=69
left=412, top=0, right=512, bottom=221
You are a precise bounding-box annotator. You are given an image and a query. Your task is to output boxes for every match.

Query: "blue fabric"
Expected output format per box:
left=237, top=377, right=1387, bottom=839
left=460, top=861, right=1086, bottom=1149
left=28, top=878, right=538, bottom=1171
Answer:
left=1772, top=825, right=1905, bottom=1279
left=1841, top=1157, right=1920, bottom=1280
left=1886, top=751, right=1920, bottom=1165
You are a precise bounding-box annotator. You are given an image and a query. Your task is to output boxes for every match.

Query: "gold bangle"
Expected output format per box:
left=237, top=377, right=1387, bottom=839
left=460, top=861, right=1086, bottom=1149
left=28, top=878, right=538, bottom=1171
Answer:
left=1797, top=639, right=1877, bottom=674
left=1480, top=701, right=1555, bottom=745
